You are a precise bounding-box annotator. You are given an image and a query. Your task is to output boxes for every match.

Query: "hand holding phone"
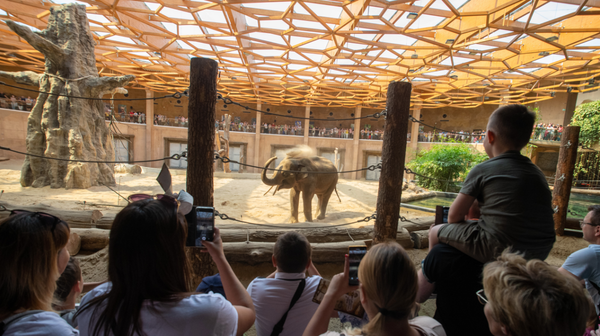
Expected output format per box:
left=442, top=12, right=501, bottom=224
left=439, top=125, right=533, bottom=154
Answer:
left=326, top=254, right=359, bottom=300
left=193, top=206, right=215, bottom=247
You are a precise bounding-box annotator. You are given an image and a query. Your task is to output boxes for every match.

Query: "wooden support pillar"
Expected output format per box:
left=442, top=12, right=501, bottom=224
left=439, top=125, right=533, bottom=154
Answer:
left=304, top=105, right=310, bottom=145
left=186, top=57, right=218, bottom=286
left=410, top=107, right=420, bottom=154
left=254, top=102, right=261, bottom=173
left=563, top=92, right=578, bottom=127
left=144, top=89, right=154, bottom=165
left=552, top=125, right=580, bottom=236
left=374, top=82, right=412, bottom=244
left=351, top=106, right=362, bottom=180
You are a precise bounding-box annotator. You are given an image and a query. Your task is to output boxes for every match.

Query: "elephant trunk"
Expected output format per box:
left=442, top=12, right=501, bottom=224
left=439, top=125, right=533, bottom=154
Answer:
left=261, top=157, right=281, bottom=186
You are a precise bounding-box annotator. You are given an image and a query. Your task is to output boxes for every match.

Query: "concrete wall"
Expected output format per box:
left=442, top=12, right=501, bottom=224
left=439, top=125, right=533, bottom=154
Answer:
left=576, top=89, right=600, bottom=107
left=527, top=92, right=570, bottom=126
left=0, top=109, right=29, bottom=159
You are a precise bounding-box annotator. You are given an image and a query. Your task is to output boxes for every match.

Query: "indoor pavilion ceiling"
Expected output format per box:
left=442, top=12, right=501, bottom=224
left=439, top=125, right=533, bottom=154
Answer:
left=1, top=0, right=600, bottom=109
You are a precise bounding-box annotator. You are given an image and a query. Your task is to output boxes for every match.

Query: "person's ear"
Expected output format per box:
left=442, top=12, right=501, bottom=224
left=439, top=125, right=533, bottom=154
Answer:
left=500, top=325, right=509, bottom=335
left=487, top=130, right=496, bottom=144
left=594, top=225, right=600, bottom=237
left=359, top=283, right=368, bottom=306
left=73, top=279, right=83, bottom=295
left=272, top=254, right=277, bottom=268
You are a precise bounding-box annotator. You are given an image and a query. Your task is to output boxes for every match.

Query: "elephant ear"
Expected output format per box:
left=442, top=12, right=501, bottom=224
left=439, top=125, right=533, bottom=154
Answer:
left=296, top=166, right=309, bottom=181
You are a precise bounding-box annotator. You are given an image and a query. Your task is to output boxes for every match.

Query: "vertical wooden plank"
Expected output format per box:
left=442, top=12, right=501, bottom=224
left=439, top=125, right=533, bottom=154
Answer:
left=552, top=125, right=580, bottom=235
left=186, top=57, right=218, bottom=287
left=187, top=57, right=218, bottom=206
left=374, top=82, right=412, bottom=243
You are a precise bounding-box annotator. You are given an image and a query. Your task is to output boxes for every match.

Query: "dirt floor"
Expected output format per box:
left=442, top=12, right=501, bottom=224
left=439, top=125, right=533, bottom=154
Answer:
left=0, top=159, right=590, bottom=333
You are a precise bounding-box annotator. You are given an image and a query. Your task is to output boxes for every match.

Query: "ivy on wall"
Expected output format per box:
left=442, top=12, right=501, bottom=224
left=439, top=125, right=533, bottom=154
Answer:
left=571, top=100, right=600, bottom=147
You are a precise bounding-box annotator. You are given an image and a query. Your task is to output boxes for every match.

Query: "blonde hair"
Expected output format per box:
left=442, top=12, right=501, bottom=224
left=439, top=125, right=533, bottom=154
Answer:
left=0, top=213, right=70, bottom=318
left=356, top=241, right=418, bottom=336
left=483, top=252, right=589, bottom=336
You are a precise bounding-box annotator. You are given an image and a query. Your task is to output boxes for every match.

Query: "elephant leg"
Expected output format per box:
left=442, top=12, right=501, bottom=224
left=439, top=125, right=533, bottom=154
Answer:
left=302, top=192, right=314, bottom=222
left=290, top=188, right=300, bottom=223
left=315, top=194, right=323, bottom=219
left=317, top=190, right=334, bottom=220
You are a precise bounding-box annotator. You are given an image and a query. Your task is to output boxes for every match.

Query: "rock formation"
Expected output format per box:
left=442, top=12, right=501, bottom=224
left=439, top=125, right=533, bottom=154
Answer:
left=0, top=4, right=134, bottom=188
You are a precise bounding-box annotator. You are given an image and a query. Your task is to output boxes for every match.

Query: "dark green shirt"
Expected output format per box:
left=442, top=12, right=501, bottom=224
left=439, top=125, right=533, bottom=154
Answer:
left=460, top=151, right=555, bottom=253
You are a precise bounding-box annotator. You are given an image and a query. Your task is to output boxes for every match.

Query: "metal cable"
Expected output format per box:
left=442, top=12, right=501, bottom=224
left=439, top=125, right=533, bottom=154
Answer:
left=0, top=82, right=182, bottom=101
left=217, top=94, right=386, bottom=121
left=0, top=145, right=184, bottom=164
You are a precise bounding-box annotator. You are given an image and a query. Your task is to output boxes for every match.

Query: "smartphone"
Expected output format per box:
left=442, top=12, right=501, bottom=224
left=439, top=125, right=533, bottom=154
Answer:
left=435, top=206, right=450, bottom=225
left=348, top=245, right=367, bottom=286
left=192, top=206, right=215, bottom=247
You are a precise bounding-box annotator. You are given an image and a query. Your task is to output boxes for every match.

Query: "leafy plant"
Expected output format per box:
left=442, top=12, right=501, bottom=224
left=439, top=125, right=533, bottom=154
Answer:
left=571, top=100, right=600, bottom=147
left=407, top=144, right=488, bottom=192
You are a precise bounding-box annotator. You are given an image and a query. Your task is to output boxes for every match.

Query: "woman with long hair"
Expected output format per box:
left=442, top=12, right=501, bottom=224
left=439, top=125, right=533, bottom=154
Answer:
left=76, top=196, right=255, bottom=336
left=0, top=210, right=77, bottom=335
left=303, top=241, right=445, bottom=336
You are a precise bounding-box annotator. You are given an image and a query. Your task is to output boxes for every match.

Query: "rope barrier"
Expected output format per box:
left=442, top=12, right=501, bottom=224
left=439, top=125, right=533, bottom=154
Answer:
left=0, top=82, right=181, bottom=101
left=213, top=210, right=378, bottom=229
left=0, top=145, right=184, bottom=164
left=213, top=153, right=381, bottom=174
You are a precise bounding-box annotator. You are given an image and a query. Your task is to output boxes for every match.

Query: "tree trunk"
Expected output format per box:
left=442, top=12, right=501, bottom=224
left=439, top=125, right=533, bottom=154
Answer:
left=374, top=82, right=412, bottom=244
left=0, top=4, right=134, bottom=189
left=552, top=126, right=580, bottom=235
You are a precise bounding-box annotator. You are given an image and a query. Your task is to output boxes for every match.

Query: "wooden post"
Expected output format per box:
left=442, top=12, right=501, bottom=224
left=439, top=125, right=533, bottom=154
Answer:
left=222, top=114, right=232, bottom=173
left=186, top=57, right=218, bottom=286
left=552, top=125, right=580, bottom=235
left=374, top=82, right=412, bottom=244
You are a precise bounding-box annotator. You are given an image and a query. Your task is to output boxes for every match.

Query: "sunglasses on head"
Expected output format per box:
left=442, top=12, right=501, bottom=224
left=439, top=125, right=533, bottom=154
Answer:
left=127, top=194, right=179, bottom=209
left=10, top=210, right=66, bottom=232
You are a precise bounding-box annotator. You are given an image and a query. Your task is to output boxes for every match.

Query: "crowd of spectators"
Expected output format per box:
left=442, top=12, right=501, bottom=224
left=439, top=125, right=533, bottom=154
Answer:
left=261, top=123, right=302, bottom=135
left=0, top=92, right=36, bottom=111
left=532, top=123, right=563, bottom=141
left=417, top=130, right=486, bottom=143
left=2, top=104, right=599, bottom=336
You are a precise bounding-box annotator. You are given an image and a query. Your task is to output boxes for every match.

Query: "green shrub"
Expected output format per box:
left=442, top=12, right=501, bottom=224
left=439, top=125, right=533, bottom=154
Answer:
left=407, top=144, right=488, bottom=192
left=571, top=100, right=600, bottom=147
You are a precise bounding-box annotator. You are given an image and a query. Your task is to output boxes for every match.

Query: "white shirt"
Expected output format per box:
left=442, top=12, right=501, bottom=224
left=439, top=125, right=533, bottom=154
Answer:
left=247, top=272, right=322, bottom=336
left=77, top=283, right=238, bottom=336
left=3, top=311, right=79, bottom=336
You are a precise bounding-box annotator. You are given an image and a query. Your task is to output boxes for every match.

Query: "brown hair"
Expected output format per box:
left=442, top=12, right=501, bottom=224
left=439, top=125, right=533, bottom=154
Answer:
left=0, top=212, right=70, bottom=318
left=54, top=257, right=82, bottom=305
left=358, top=241, right=418, bottom=336
left=77, top=199, right=192, bottom=336
left=483, top=252, right=589, bottom=336
left=273, top=232, right=311, bottom=273
left=589, top=205, right=600, bottom=226
left=488, top=104, right=535, bottom=150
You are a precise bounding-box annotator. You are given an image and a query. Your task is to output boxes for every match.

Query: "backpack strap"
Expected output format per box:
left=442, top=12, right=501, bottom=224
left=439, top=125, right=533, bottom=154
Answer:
left=0, top=310, right=45, bottom=336
left=270, top=279, right=306, bottom=336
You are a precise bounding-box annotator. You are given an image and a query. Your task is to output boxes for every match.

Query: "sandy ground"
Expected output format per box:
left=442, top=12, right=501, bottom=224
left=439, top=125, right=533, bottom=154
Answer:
left=0, top=159, right=429, bottom=226
left=0, top=159, right=589, bottom=332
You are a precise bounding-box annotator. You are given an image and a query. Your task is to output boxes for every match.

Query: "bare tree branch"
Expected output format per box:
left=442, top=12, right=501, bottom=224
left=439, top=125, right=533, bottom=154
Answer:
left=90, top=75, right=135, bottom=96
left=0, top=71, right=41, bottom=87
left=5, top=20, right=65, bottom=65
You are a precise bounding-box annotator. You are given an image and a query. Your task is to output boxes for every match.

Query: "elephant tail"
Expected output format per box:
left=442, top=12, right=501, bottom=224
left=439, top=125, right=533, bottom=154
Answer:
left=335, top=188, right=341, bottom=203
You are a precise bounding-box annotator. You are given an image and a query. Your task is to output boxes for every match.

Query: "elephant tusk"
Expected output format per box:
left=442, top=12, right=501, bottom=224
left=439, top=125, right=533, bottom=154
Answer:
left=273, top=188, right=278, bottom=196
left=263, top=186, right=274, bottom=196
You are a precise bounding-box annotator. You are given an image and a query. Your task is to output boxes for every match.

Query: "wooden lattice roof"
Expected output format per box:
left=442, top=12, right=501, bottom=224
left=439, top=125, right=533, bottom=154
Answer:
left=1, top=0, right=600, bottom=108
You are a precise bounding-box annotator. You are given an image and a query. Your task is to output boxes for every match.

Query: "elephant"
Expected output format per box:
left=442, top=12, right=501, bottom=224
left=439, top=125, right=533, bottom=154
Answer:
left=261, top=155, right=340, bottom=223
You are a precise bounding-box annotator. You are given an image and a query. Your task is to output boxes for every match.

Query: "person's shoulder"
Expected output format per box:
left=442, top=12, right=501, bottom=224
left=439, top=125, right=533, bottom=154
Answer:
left=410, top=316, right=447, bottom=336
left=6, top=311, right=79, bottom=336
left=185, top=292, right=233, bottom=310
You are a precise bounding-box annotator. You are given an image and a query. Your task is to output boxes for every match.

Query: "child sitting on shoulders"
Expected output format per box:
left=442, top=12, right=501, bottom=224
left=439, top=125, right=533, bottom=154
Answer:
left=428, top=104, right=555, bottom=263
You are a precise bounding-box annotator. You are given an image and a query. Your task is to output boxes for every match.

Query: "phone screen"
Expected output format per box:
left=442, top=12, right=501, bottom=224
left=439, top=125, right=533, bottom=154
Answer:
left=348, top=246, right=367, bottom=286
left=194, top=207, right=214, bottom=247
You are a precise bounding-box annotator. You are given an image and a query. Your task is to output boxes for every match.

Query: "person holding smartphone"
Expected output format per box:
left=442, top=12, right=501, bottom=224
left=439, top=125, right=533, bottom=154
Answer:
left=302, top=242, right=446, bottom=336
left=75, top=196, right=255, bottom=336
